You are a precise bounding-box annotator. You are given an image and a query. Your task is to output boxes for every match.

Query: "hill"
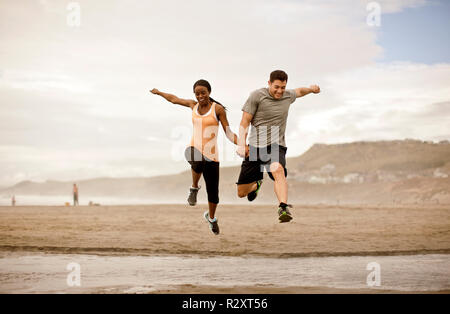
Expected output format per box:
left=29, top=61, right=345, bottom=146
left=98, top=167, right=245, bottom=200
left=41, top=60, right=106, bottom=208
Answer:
left=1, top=139, right=449, bottom=205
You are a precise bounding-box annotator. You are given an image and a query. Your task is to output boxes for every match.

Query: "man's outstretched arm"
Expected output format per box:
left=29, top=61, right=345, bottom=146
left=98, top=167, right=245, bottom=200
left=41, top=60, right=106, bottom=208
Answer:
left=295, top=85, right=320, bottom=98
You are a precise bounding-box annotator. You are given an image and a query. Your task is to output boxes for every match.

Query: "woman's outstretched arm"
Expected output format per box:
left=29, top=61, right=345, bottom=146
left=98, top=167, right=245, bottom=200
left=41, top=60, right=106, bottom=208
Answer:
left=150, top=88, right=196, bottom=108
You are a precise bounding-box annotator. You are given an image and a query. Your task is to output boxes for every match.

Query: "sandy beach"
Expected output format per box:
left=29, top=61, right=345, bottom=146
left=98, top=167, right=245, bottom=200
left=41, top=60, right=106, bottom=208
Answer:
left=1, top=204, right=449, bottom=257
left=0, top=204, right=449, bottom=293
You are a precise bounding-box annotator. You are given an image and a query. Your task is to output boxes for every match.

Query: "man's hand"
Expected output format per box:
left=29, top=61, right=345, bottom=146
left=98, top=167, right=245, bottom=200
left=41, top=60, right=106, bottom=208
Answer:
left=150, top=88, right=160, bottom=95
left=295, top=85, right=321, bottom=97
left=236, top=145, right=249, bottom=158
left=310, top=85, right=320, bottom=94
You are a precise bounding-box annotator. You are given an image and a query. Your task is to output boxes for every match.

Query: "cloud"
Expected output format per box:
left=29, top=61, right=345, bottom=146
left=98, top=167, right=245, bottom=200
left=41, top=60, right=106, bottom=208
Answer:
left=0, top=70, right=92, bottom=94
left=301, top=0, right=427, bottom=14
left=368, top=0, right=427, bottom=13
left=287, top=62, right=450, bottom=155
left=0, top=0, right=448, bottom=186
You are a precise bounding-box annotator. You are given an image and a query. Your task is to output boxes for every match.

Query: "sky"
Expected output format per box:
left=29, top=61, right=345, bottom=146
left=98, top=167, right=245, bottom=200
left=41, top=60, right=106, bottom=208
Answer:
left=376, top=0, right=450, bottom=63
left=0, top=0, right=449, bottom=187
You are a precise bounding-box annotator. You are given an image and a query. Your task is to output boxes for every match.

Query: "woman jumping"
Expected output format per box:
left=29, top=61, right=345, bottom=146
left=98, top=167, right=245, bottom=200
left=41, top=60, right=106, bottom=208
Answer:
left=150, top=80, right=238, bottom=235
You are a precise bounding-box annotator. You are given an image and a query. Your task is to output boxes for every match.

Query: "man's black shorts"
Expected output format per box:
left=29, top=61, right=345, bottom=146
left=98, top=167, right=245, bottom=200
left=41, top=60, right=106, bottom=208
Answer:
left=236, top=144, right=287, bottom=185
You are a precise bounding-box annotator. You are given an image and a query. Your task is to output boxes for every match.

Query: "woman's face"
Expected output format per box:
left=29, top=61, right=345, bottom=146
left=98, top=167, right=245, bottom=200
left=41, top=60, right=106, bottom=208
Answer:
left=194, top=85, right=210, bottom=106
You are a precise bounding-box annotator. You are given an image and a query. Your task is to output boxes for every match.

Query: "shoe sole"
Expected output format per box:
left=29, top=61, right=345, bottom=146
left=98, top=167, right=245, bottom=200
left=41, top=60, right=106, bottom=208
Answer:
left=247, top=192, right=256, bottom=202
left=279, top=213, right=293, bottom=223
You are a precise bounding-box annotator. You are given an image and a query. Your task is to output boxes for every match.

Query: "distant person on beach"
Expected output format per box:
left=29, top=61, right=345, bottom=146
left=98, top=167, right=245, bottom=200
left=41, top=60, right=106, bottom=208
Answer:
left=236, top=70, right=320, bottom=223
left=150, top=80, right=239, bottom=235
left=11, top=195, right=16, bottom=207
left=73, top=183, right=79, bottom=206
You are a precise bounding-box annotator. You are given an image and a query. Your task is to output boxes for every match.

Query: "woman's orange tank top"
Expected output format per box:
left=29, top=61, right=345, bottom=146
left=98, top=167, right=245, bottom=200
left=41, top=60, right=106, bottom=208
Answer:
left=189, top=102, right=219, bottom=162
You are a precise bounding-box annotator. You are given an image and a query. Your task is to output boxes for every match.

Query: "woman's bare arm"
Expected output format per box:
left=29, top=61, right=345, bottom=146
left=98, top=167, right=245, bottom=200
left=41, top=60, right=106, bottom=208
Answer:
left=150, top=88, right=196, bottom=108
left=216, top=104, right=238, bottom=145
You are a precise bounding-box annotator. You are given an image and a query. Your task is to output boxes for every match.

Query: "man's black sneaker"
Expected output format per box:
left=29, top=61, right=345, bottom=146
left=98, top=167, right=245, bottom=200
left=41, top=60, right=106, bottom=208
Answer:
left=247, top=180, right=263, bottom=202
left=278, top=204, right=293, bottom=223
left=188, top=186, right=200, bottom=206
left=204, top=212, right=220, bottom=235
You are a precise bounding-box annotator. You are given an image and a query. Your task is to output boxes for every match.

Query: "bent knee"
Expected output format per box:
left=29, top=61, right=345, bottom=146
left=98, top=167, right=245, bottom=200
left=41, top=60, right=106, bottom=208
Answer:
left=237, top=187, right=247, bottom=198
left=270, top=162, right=284, bottom=175
left=237, top=192, right=247, bottom=198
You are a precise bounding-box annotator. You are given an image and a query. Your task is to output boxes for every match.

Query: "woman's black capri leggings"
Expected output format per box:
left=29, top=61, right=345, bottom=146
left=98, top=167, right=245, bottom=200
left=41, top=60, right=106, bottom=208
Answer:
left=184, top=146, right=219, bottom=204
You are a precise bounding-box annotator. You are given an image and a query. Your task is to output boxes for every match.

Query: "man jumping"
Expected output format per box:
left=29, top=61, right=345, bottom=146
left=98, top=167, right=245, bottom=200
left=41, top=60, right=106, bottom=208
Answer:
left=236, top=70, right=320, bottom=222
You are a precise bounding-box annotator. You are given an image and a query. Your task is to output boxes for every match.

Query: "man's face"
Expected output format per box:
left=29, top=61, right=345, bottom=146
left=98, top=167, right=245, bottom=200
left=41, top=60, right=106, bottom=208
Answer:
left=268, top=79, right=287, bottom=99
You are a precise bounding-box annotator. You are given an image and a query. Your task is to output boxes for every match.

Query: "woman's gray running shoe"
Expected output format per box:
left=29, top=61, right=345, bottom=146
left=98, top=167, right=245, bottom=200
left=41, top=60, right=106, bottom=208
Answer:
left=188, top=186, right=200, bottom=206
left=204, top=211, right=220, bottom=235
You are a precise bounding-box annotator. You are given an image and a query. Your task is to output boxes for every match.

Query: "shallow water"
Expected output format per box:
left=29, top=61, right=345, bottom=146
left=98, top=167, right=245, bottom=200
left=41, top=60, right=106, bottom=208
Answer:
left=0, top=253, right=449, bottom=293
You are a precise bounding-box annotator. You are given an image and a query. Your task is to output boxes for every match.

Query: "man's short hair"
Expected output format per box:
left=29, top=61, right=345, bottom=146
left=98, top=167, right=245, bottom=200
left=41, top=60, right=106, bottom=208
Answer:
left=270, top=70, right=288, bottom=83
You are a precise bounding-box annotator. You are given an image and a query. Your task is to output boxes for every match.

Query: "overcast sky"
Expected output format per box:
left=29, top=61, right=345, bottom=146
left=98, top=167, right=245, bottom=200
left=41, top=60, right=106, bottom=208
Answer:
left=0, top=0, right=449, bottom=187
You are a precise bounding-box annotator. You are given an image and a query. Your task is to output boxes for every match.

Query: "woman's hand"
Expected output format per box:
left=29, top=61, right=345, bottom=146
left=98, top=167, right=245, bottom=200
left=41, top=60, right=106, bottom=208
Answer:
left=150, top=88, right=160, bottom=95
left=236, top=145, right=249, bottom=158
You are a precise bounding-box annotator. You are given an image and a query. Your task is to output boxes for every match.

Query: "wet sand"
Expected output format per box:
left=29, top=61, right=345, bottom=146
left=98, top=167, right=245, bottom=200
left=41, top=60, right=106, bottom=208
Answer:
left=1, top=252, right=449, bottom=294
left=0, top=204, right=449, bottom=294
left=0, top=204, right=449, bottom=257
left=154, top=284, right=450, bottom=294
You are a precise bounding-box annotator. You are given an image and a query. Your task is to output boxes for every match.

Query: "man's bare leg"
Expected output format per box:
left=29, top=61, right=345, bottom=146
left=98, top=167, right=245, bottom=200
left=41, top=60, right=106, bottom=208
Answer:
left=270, top=162, right=292, bottom=222
left=237, top=182, right=258, bottom=198
left=269, top=162, right=288, bottom=204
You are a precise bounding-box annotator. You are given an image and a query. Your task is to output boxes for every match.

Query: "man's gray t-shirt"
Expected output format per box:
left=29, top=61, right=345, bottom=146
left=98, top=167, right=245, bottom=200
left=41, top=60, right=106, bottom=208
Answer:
left=242, top=88, right=297, bottom=147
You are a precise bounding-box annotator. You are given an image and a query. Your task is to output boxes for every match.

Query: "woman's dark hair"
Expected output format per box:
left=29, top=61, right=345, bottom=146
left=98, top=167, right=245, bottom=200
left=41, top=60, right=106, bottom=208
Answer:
left=270, top=70, right=288, bottom=83
left=193, top=79, right=225, bottom=109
